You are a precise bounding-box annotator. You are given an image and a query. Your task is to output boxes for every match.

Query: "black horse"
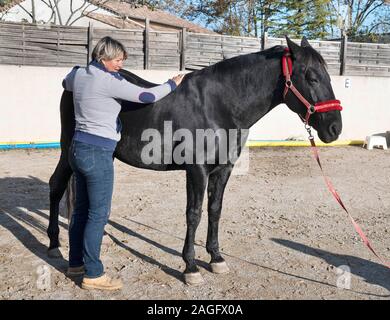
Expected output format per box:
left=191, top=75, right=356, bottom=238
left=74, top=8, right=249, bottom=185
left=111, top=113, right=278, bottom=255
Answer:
left=47, top=37, right=342, bottom=285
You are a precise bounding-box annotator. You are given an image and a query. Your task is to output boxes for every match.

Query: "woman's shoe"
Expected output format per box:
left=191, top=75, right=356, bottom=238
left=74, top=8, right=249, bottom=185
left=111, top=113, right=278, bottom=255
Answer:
left=81, top=274, right=123, bottom=291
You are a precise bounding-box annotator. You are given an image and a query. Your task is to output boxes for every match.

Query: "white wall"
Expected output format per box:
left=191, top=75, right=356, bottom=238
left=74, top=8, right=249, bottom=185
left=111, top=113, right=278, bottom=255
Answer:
left=249, top=76, right=390, bottom=141
left=0, top=65, right=185, bottom=142
left=0, top=64, right=389, bottom=143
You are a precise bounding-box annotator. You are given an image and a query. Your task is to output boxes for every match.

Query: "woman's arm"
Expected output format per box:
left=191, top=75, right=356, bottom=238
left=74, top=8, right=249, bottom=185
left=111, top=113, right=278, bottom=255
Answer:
left=108, top=75, right=182, bottom=103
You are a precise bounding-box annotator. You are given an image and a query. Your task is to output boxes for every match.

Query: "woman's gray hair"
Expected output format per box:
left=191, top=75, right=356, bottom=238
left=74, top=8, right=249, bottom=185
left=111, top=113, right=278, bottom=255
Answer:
left=92, top=36, right=128, bottom=63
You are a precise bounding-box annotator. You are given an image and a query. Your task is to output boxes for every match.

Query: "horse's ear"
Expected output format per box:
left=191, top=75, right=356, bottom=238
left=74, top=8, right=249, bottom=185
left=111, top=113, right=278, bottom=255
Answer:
left=301, top=36, right=311, bottom=48
left=285, top=36, right=302, bottom=58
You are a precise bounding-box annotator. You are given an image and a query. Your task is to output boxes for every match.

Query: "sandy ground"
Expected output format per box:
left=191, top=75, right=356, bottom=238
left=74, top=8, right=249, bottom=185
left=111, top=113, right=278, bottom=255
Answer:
left=0, top=146, right=389, bottom=300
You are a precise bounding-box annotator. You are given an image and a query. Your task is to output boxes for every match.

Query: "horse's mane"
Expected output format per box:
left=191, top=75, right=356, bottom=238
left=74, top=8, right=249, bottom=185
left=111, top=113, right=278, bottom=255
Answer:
left=118, top=43, right=326, bottom=88
left=184, top=44, right=327, bottom=78
left=119, top=68, right=158, bottom=88
left=302, top=45, right=327, bottom=67
left=181, top=45, right=286, bottom=80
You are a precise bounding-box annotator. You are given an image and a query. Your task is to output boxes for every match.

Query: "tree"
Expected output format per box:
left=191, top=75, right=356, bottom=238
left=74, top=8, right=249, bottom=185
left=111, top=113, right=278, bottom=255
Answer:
left=257, top=0, right=281, bottom=37
left=305, top=0, right=333, bottom=38
left=270, top=0, right=332, bottom=39
left=271, top=0, right=306, bottom=37
left=188, top=0, right=245, bottom=36
left=164, top=1, right=332, bottom=38
left=91, top=0, right=390, bottom=40
left=329, top=0, right=390, bottom=37
left=177, top=0, right=270, bottom=36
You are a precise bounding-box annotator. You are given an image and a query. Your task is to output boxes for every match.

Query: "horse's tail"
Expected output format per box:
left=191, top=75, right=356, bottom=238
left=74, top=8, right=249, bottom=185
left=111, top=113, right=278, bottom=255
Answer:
left=59, top=90, right=75, bottom=151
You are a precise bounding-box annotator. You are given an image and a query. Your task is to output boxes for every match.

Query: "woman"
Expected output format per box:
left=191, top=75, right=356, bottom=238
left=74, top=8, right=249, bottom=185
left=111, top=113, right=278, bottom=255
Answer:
left=62, top=36, right=184, bottom=291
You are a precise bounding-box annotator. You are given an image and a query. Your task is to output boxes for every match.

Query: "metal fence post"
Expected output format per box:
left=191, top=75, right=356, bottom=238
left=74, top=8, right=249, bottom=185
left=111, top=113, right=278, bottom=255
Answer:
left=87, top=22, right=94, bottom=65
left=340, top=31, right=347, bottom=76
left=261, top=31, right=268, bottom=50
left=180, top=27, right=186, bottom=71
left=144, top=18, right=150, bottom=70
left=22, top=23, right=25, bottom=65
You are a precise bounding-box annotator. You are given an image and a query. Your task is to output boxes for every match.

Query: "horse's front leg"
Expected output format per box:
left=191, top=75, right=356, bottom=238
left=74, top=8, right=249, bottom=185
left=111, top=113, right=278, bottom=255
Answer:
left=182, top=165, right=208, bottom=285
left=206, top=164, right=232, bottom=274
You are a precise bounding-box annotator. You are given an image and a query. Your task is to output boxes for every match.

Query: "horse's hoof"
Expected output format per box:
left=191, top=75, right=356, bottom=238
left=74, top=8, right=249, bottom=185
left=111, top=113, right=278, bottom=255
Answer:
left=184, top=272, right=204, bottom=286
left=210, top=261, right=229, bottom=274
left=48, top=248, right=63, bottom=258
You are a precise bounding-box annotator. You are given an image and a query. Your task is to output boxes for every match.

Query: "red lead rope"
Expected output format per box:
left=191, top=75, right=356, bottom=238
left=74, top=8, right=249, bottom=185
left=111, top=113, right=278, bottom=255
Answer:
left=282, top=47, right=389, bottom=268
left=309, top=137, right=390, bottom=269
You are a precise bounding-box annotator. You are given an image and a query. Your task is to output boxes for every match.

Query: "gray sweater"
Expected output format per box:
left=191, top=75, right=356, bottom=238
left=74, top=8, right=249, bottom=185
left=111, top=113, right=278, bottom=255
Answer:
left=62, top=60, right=176, bottom=149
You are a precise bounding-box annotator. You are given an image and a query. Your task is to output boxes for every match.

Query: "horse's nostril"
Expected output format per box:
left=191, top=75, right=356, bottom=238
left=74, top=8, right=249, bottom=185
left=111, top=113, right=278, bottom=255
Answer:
left=329, top=123, right=338, bottom=136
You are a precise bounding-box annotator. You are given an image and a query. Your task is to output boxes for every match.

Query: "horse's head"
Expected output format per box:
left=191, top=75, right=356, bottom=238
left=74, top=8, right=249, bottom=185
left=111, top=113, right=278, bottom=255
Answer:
left=283, top=36, right=342, bottom=143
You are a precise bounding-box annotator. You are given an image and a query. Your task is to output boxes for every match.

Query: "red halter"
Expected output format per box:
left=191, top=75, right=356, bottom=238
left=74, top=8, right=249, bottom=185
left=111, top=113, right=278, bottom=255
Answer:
left=282, top=48, right=343, bottom=124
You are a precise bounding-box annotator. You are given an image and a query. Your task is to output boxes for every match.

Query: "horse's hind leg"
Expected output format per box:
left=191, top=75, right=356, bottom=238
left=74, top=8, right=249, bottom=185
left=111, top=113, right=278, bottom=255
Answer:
left=182, top=166, right=208, bottom=285
left=206, top=165, right=233, bottom=274
left=47, top=152, right=73, bottom=258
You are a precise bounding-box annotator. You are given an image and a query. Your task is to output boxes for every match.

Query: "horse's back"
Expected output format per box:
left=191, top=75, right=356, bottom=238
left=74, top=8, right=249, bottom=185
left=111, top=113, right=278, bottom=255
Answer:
left=59, top=68, right=234, bottom=172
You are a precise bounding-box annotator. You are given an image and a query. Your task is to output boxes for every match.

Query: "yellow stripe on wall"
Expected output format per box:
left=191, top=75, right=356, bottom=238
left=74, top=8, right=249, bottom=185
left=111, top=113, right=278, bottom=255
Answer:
left=0, top=141, right=58, bottom=145
left=0, top=140, right=364, bottom=148
left=246, top=140, right=364, bottom=147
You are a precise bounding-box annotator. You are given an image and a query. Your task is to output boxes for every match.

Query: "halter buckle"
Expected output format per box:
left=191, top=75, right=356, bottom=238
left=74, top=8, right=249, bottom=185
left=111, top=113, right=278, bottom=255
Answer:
left=308, top=105, right=316, bottom=114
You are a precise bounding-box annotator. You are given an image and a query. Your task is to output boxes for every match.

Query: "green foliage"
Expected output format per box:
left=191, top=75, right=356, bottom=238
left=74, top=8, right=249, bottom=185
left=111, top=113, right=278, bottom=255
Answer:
left=0, top=0, right=13, bottom=6
left=271, top=0, right=332, bottom=39
left=159, top=0, right=333, bottom=38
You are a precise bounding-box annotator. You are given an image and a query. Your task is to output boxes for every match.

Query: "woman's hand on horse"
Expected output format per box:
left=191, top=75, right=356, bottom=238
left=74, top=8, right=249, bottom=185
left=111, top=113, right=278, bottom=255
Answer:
left=172, top=74, right=185, bottom=86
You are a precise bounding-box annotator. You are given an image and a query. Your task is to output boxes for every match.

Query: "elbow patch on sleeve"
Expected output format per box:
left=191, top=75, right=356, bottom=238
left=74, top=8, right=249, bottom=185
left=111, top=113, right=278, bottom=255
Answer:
left=167, top=79, right=177, bottom=91
left=139, top=92, right=156, bottom=103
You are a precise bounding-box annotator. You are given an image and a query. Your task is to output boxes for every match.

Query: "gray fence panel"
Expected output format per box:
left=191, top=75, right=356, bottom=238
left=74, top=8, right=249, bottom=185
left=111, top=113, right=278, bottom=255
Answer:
left=1, top=21, right=390, bottom=76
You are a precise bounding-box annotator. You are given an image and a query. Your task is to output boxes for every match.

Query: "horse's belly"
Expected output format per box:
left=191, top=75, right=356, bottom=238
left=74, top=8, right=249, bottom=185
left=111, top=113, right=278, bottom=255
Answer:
left=114, top=138, right=183, bottom=172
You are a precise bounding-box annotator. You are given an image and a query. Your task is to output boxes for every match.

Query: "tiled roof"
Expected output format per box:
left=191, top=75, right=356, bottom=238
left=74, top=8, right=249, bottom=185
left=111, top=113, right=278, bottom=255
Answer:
left=0, top=0, right=24, bottom=13
left=86, top=12, right=142, bottom=30
left=1, top=0, right=215, bottom=34
left=86, top=12, right=180, bottom=32
left=89, top=0, right=215, bottom=34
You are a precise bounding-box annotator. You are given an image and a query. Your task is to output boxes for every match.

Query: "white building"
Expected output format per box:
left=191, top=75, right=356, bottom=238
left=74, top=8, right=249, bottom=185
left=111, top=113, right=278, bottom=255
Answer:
left=0, top=0, right=116, bottom=28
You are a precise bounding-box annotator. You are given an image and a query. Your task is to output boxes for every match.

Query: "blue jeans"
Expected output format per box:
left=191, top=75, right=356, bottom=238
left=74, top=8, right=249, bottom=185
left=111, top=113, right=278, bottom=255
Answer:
left=68, top=139, right=114, bottom=278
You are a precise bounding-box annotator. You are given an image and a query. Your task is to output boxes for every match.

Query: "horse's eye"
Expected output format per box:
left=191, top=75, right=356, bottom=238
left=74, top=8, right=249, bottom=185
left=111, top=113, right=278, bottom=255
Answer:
left=307, top=77, right=318, bottom=84
left=305, top=71, right=318, bottom=84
